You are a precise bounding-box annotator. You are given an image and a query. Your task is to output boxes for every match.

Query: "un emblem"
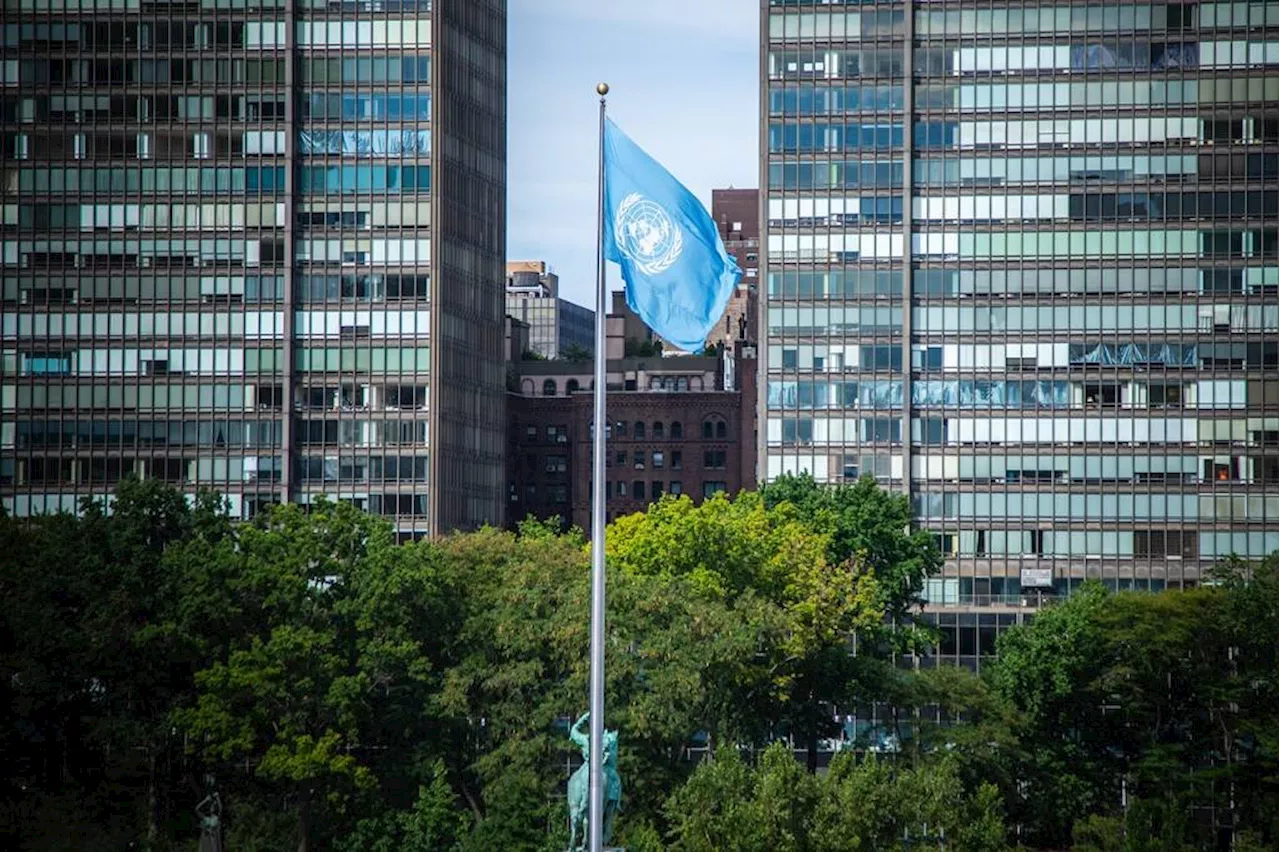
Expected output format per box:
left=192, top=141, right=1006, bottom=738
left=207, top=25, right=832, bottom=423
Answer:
left=614, top=193, right=684, bottom=275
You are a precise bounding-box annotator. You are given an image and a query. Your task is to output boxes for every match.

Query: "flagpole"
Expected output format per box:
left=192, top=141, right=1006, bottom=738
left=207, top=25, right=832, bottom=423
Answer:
left=588, top=81, right=610, bottom=852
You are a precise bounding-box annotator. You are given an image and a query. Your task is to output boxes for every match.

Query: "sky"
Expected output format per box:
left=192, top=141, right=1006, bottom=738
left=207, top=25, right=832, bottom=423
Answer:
left=506, top=1, right=759, bottom=310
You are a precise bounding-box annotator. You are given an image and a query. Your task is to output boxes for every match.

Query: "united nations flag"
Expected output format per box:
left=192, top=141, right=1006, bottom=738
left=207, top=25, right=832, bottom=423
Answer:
left=602, top=119, right=742, bottom=353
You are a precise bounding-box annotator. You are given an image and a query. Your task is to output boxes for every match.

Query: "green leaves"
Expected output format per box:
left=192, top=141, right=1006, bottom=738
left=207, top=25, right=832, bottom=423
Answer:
left=7, top=477, right=1273, bottom=851
left=667, top=745, right=1009, bottom=852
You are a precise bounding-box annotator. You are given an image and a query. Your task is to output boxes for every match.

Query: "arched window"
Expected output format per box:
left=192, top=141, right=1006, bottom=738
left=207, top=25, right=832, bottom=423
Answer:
left=717, top=420, right=727, bottom=439
left=652, top=421, right=664, bottom=438
left=566, top=378, right=580, bottom=394
left=670, top=421, right=683, bottom=439
left=703, top=415, right=727, bottom=439
left=634, top=421, right=645, bottom=439
left=520, top=378, right=535, bottom=395
left=615, top=421, right=626, bottom=437
left=542, top=379, right=557, bottom=396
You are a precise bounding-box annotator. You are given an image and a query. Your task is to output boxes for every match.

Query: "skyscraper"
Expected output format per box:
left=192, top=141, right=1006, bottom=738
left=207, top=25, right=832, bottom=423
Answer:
left=2, top=0, right=507, bottom=537
left=761, top=2, right=1279, bottom=646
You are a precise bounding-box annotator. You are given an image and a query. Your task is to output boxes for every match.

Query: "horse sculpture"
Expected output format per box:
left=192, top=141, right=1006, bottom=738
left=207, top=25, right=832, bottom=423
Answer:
left=567, top=711, right=622, bottom=851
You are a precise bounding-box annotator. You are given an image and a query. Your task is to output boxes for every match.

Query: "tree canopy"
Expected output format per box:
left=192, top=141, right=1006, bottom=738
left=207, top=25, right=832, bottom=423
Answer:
left=1, top=478, right=1274, bottom=851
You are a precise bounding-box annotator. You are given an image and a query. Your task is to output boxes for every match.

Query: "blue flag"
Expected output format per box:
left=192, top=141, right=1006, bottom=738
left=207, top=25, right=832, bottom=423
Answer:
left=603, top=119, right=742, bottom=353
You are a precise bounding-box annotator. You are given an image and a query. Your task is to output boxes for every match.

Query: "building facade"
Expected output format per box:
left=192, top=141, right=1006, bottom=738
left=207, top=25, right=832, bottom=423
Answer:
left=505, top=260, right=594, bottom=359
left=2, top=0, right=508, bottom=536
left=707, top=188, right=761, bottom=352
left=761, top=2, right=1279, bottom=634
left=507, top=301, right=757, bottom=534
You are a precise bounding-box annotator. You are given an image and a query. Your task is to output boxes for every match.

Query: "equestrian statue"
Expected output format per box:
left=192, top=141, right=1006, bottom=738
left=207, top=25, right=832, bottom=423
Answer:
left=566, top=711, right=622, bottom=851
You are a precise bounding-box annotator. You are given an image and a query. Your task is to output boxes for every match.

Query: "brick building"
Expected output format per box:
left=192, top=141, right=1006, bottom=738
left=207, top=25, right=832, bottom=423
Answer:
left=706, top=188, right=761, bottom=352
left=507, top=300, right=757, bottom=534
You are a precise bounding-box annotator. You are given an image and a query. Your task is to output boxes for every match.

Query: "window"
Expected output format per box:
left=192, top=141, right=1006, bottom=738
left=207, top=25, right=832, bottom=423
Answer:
left=615, top=451, right=626, bottom=466
left=1135, top=530, right=1197, bottom=559
left=669, top=481, right=683, bottom=496
left=566, top=379, right=580, bottom=393
left=633, top=451, right=645, bottom=469
left=702, top=481, right=727, bottom=498
left=632, top=480, right=644, bottom=499
left=653, top=451, right=665, bottom=468
left=1083, top=383, right=1120, bottom=407
left=703, top=450, right=727, bottom=469
left=703, top=416, right=728, bottom=439
left=546, top=425, right=568, bottom=443
left=615, top=421, right=627, bottom=437
left=672, top=451, right=683, bottom=470
left=651, top=481, right=663, bottom=500
left=634, top=421, right=645, bottom=438
left=544, top=455, right=567, bottom=474
left=652, top=421, right=664, bottom=438
left=542, top=379, right=557, bottom=396
left=549, top=485, right=568, bottom=504
left=1148, top=383, right=1183, bottom=407
left=670, top=421, right=683, bottom=438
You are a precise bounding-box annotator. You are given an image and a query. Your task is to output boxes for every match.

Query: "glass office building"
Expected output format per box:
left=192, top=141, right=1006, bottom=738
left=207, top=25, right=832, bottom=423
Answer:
left=761, top=1, right=1279, bottom=629
left=505, top=260, right=595, bottom=360
left=2, top=0, right=507, bottom=536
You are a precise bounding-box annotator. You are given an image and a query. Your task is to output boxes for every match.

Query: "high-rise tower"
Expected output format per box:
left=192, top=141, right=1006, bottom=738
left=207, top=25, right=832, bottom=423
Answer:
left=761, top=1, right=1279, bottom=656
left=2, top=0, right=507, bottom=536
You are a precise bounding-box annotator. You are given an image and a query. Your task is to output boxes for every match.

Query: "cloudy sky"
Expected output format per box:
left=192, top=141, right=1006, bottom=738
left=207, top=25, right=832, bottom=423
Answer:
left=506, top=1, right=759, bottom=309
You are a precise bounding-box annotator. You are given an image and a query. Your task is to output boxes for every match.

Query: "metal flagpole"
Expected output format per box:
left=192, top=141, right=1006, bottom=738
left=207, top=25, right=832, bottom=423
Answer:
left=588, top=81, right=610, bottom=852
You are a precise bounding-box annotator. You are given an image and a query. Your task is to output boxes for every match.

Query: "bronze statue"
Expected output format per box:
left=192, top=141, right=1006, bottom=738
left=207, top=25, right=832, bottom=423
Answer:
left=195, top=774, right=223, bottom=852
left=566, top=711, right=621, bottom=851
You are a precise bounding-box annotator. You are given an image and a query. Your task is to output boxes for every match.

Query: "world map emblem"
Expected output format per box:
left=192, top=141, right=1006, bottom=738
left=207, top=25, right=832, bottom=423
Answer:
left=614, top=193, right=684, bottom=275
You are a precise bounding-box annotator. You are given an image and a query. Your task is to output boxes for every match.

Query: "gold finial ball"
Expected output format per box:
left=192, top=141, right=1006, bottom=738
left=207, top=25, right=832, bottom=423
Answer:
left=596, top=82, right=610, bottom=96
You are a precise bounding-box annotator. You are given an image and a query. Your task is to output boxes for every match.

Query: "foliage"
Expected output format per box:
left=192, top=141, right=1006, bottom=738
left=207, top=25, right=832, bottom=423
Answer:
left=991, top=559, right=1279, bottom=849
left=625, top=337, right=664, bottom=357
left=607, top=492, right=895, bottom=768
left=761, top=474, right=942, bottom=640
left=667, top=743, right=1008, bottom=851
left=557, top=343, right=593, bottom=362
left=337, top=760, right=471, bottom=852
left=2, top=478, right=1275, bottom=851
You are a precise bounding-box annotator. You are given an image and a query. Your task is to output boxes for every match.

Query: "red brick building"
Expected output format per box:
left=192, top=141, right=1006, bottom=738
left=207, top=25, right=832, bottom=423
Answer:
left=506, top=304, right=757, bottom=535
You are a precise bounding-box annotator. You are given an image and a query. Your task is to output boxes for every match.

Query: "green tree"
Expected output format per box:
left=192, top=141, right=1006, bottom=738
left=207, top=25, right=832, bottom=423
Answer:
left=606, top=491, right=888, bottom=771
left=986, top=582, right=1116, bottom=843
left=625, top=338, right=664, bottom=357
left=667, top=743, right=1008, bottom=851
left=173, top=499, right=441, bottom=852
left=337, top=760, right=471, bottom=852
left=427, top=519, right=775, bottom=842
left=1071, top=797, right=1197, bottom=852
left=557, top=343, right=592, bottom=362
left=761, top=474, right=942, bottom=637
left=989, top=559, right=1279, bottom=848
left=0, top=478, right=212, bottom=850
